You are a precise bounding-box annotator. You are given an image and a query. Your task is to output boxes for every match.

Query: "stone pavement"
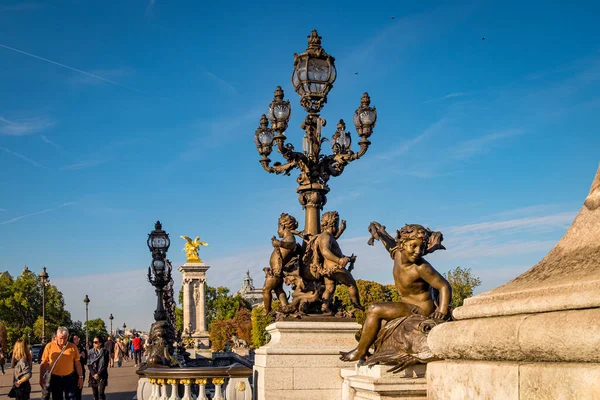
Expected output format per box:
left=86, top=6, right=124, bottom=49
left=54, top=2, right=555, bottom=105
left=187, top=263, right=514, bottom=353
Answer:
left=1, top=360, right=139, bottom=400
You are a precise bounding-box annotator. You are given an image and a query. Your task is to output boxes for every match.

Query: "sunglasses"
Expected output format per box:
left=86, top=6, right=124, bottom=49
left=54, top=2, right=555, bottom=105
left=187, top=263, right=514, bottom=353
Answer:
left=93, top=341, right=100, bottom=343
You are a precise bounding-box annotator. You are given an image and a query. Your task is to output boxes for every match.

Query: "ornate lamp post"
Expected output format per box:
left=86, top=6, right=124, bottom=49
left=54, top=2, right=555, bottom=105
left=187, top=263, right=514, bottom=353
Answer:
left=254, top=30, right=377, bottom=235
left=146, top=220, right=175, bottom=366
left=83, top=295, right=90, bottom=350
left=109, top=313, right=114, bottom=336
left=147, top=221, right=171, bottom=321
left=39, top=267, right=49, bottom=344
left=123, top=322, right=127, bottom=334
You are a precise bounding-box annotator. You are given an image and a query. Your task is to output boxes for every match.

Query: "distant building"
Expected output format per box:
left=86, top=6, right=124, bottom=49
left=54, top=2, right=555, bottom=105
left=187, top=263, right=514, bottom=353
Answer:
left=237, top=270, right=263, bottom=307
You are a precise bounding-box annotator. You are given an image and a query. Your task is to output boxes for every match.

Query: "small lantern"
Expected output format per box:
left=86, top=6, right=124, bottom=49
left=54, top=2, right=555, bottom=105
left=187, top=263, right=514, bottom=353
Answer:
left=147, top=221, right=170, bottom=255
left=267, top=86, right=291, bottom=132
left=353, top=93, right=377, bottom=138
left=254, top=115, right=274, bottom=156
left=291, top=30, right=337, bottom=112
left=331, top=119, right=352, bottom=154
left=84, top=294, right=90, bottom=305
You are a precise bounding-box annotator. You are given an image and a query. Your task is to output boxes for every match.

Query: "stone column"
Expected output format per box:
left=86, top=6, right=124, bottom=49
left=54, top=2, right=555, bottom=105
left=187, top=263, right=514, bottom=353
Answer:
left=199, top=279, right=206, bottom=332
left=182, top=278, right=191, bottom=333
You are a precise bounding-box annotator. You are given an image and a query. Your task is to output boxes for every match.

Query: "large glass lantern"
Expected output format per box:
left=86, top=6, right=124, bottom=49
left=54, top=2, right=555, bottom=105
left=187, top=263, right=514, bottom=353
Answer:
left=267, top=86, right=291, bottom=132
left=331, top=119, right=352, bottom=154
left=291, top=30, right=337, bottom=113
left=254, top=115, right=274, bottom=157
left=147, top=221, right=170, bottom=255
left=353, top=92, right=377, bottom=138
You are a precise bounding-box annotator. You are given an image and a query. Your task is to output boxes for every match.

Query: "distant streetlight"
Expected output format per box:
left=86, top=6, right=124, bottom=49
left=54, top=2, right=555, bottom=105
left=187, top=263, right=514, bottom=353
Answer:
left=109, top=313, right=114, bottom=336
left=84, top=295, right=90, bottom=348
left=39, top=267, right=49, bottom=344
left=123, top=322, right=126, bottom=333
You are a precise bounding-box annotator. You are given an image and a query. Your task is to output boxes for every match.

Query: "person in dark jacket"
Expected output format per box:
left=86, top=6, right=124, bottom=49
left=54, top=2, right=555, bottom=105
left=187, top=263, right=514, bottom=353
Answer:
left=87, top=336, right=109, bottom=400
left=71, top=335, right=87, bottom=400
left=103, top=336, right=115, bottom=368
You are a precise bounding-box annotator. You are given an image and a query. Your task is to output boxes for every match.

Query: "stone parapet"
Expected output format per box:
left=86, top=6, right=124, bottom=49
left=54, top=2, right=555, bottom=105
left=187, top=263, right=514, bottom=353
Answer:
left=254, top=320, right=361, bottom=400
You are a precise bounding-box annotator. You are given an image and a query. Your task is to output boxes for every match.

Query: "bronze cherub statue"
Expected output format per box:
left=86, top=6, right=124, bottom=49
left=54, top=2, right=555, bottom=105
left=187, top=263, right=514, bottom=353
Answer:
left=340, top=222, right=451, bottom=373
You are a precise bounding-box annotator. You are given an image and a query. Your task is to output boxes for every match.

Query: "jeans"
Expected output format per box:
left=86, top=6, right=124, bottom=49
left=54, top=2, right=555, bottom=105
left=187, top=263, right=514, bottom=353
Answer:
left=49, top=374, right=77, bottom=400
left=134, top=350, right=142, bottom=365
left=91, top=378, right=107, bottom=400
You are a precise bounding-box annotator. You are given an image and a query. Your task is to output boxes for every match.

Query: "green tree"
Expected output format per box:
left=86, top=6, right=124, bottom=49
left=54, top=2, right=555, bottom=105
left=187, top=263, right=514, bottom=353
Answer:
left=205, top=286, right=251, bottom=329
left=84, top=318, right=109, bottom=341
left=175, top=287, right=183, bottom=334
left=250, top=302, right=278, bottom=349
left=0, top=321, right=7, bottom=349
left=0, top=268, right=72, bottom=346
left=444, top=266, right=482, bottom=309
left=334, top=280, right=402, bottom=325
left=209, top=320, right=236, bottom=352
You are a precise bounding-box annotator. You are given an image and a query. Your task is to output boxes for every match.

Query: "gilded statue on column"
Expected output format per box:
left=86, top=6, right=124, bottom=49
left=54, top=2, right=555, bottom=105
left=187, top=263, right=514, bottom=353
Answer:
left=181, top=235, right=209, bottom=262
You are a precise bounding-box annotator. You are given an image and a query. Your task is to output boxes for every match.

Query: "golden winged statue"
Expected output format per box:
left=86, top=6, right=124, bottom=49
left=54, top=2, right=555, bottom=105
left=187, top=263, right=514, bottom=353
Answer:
left=181, top=235, right=209, bottom=262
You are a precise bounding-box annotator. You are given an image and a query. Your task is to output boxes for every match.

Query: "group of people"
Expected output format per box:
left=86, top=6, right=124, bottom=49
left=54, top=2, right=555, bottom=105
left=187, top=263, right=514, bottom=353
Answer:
left=1, top=328, right=146, bottom=400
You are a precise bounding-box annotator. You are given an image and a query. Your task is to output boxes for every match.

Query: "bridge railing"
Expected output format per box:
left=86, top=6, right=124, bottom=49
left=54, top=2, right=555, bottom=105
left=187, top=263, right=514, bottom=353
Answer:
left=139, top=363, right=252, bottom=400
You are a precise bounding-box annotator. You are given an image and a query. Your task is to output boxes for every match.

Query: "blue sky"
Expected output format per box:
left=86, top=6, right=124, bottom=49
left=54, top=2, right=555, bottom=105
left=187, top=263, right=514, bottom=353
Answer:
left=1, top=0, right=599, bottom=330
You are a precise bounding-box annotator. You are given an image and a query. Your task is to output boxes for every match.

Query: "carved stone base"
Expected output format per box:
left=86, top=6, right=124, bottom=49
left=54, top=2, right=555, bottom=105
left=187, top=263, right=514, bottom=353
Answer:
left=428, top=360, right=600, bottom=399
left=341, top=365, right=427, bottom=400
left=253, top=320, right=361, bottom=400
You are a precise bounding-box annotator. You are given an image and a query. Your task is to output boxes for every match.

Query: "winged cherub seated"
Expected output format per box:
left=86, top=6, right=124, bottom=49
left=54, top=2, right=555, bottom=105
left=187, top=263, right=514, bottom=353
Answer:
left=340, top=222, right=451, bottom=363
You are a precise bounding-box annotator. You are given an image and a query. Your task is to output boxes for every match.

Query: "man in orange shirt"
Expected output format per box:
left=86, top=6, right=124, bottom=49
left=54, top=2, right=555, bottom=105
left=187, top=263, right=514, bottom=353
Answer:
left=40, top=327, right=84, bottom=400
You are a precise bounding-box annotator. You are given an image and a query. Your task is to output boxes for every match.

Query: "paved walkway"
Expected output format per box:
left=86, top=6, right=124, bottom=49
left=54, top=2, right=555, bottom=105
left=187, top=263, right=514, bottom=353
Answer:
left=1, top=360, right=139, bottom=400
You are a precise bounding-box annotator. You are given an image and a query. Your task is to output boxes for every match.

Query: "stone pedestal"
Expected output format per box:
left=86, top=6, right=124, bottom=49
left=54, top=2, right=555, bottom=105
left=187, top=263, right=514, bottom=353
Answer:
left=179, top=261, right=211, bottom=351
left=253, top=320, right=361, bottom=400
left=427, top=165, right=600, bottom=399
left=341, top=364, right=427, bottom=400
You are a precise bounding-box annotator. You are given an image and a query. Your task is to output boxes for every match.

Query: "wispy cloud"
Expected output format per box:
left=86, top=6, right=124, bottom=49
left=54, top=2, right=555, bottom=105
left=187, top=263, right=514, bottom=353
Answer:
left=0, top=116, right=54, bottom=136
left=0, top=208, right=6, bottom=212
left=0, top=145, right=42, bottom=167
left=59, top=160, right=107, bottom=171
left=376, top=117, right=447, bottom=160
left=447, top=211, right=577, bottom=235
left=145, top=0, right=157, bottom=16
left=450, top=128, right=524, bottom=160
left=68, top=67, right=135, bottom=86
left=424, top=92, right=471, bottom=104
left=205, top=70, right=237, bottom=94
left=0, top=43, right=146, bottom=94
left=40, top=134, right=61, bottom=149
left=0, top=202, right=75, bottom=225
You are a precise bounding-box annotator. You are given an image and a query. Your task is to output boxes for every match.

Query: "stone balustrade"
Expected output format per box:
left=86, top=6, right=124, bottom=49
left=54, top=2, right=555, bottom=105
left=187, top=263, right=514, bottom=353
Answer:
left=138, top=364, right=252, bottom=400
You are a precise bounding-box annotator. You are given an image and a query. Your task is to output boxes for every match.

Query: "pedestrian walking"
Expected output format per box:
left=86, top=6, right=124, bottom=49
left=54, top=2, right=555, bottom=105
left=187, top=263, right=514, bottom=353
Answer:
left=39, top=335, right=56, bottom=400
left=87, top=336, right=109, bottom=400
left=114, top=339, right=125, bottom=368
left=71, top=335, right=87, bottom=400
left=132, top=333, right=143, bottom=367
left=0, top=342, right=6, bottom=375
left=39, top=327, right=84, bottom=400
left=9, top=340, right=32, bottom=400
left=104, top=336, right=115, bottom=368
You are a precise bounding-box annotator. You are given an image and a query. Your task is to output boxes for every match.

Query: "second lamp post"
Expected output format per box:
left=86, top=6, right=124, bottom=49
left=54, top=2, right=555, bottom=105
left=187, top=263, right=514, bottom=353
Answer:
left=83, top=295, right=90, bottom=348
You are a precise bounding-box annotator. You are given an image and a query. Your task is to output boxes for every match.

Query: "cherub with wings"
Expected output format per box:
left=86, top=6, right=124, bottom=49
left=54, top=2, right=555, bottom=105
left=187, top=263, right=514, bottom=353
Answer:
left=340, top=222, right=451, bottom=370
left=181, top=235, right=209, bottom=261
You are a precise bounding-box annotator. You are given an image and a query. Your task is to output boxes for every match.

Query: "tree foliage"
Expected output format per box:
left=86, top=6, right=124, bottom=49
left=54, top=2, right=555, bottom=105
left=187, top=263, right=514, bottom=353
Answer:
left=0, top=269, right=72, bottom=349
left=205, top=286, right=251, bottom=330
left=334, top=280, right=403, bottom=325
left=84, top=318, right=109, bottom=341
left=209, top=320, right=236, bottom=352
left=250, top=302, right=278, bottom=349
left=444, top=266, right=482, bottom=309
left=0, top=321, right=7, bottom=349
